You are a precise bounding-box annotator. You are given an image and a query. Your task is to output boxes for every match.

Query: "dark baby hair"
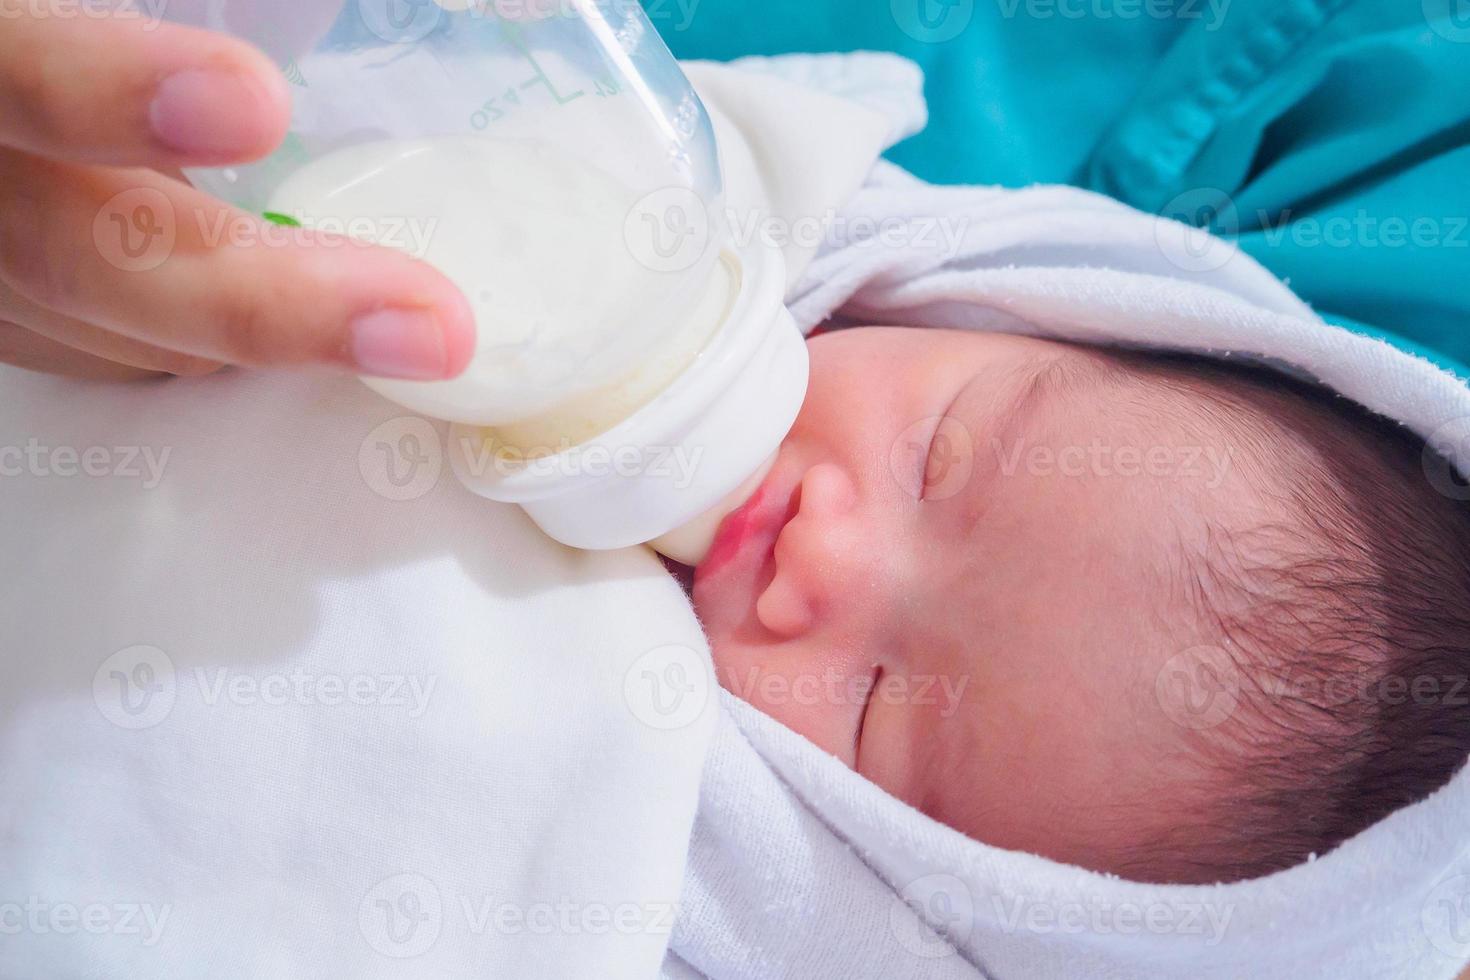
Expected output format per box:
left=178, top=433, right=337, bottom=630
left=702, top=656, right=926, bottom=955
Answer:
left=1109, top=350, right=1470, bottom=884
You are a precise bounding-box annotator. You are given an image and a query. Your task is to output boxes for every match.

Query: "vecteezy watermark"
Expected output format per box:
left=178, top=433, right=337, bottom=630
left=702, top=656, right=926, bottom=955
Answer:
left=718, top=665, right=971, bottom=719
left=1258, top=670, right=1470, bottom=711
left=95, top=194, right=442, bottom=273
left=1156, top=187, right=1470, bottom=272
left=624, top=187, right=715, bottom=274
left=358, top=872, right=676, bottom=959
left=1424, top=0, right=1470, bottom=44
left=992, top=894, right=1235, bottom=945
left=1423, top=417, right=1470, bottom=501
left=890, top=416, right=977, bottom=502
left=1422, top=874, right=1470, bottom=959
left=1155, top=186, right=1241, bottom=273
left=889, top=874, right=972, bottom=958
left=456, top=433, right=706, bottom=489
left=0, top=0, right=169, bottom=28
left=193, top=668, right=437, bottom=718
left=994, top=0, right=1231, bottom=30
left=197, top=211, right=440, bottom=259
left=1155, top=645, right=1241, bottom=731
left=358, top=0, right=447, bottom=44
left=1258, top=210, right=1470, bottom=251
left=888, top=416, right=1236, bottom=503
left=93, top=646, right=177, bottom=730
left=361, top=0, right=673, bottom=43
left=0, top=439, right=171, bottom=488
left=624, top=190, right=971, bottom=274
left=623, top=644, right=713, bottom=731
left=360, top=417, right=445, bottom=502
left=640, top=0, right=700, bottom=32
left=93, top=646, right=439, bottom=729
left=460, top=896, right=678, bottom=936
left=0, top=898, right=171, bottom=946
left=726, top=210, right=970, bottom=261
left=991, top=437, right=1235, bottom=489
left=891, top=0, right=975, bottom=43
left=360, top=873, right=443, bottom=959
left=93, top=187, right=176, bottom=273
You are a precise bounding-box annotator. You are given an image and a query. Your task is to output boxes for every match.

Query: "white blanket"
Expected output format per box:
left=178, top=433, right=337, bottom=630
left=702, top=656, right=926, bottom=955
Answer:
left=0, top=58, right=907, bottom=979
left=664, top=113, right=1470, bottom=980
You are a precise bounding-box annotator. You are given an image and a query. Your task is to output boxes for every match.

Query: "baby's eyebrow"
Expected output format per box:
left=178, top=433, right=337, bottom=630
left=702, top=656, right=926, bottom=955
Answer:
left=946, top=352, right=1107, bottom=524
left=976, top=353, right=1093, bottom=457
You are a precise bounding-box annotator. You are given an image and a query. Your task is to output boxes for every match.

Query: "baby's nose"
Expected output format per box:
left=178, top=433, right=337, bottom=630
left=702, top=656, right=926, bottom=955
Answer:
left=756, top=463, right=884, bottom=637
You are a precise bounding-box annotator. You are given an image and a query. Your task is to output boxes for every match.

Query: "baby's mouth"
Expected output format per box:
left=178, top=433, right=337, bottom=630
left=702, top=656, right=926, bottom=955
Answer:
left=693, top=465, right=800, bottom=619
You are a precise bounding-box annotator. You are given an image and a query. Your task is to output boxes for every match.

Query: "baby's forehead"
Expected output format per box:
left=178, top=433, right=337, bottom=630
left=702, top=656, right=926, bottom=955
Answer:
left=1022, top=345, right=1314, bottom=458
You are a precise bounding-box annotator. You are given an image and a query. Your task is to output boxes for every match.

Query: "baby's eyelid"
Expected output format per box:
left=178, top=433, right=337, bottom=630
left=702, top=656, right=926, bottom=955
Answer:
left=919, top=387, right=967, bottom=502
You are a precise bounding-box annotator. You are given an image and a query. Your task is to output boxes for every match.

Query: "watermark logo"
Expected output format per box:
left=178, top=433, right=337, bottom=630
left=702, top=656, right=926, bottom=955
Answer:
left=360, top=416, right=444, bottom=501
left=994, top=0, right=1232, bottom=31
left=1422, top=874, right=1470, bottom=958
left=890, top=415, right=976, bottom=502
left=0, top=439, right=171, bottom=487
left=0, top=0, right=168, bottom=28
left=457, top=433, right=705, bottom=488
left=359, top=0, right=444, bottom=43
left=720, top=665, right=971, bottom=719
left=1423, top=417, right=1470, bottom=501
left=193, top=668, right=438, bottom=718
left=360, top=873, right=443, bottom=958
left=892, top=0, right=975, bottom=42
left=624, top=187, right=714, bottom=274
left=0, top=898, right=170, bottom=946
left=992, top=894, right=1234, bottom=944
left=623, top=644, right=712, bottom=731
left=1425, top=0, right=1470, bottom=43
left=1155, top=645, right=1240, bottom=731
left=93, top=187, right=175, bottom=273
left=198, top=211, right=440, bottom=258
left=1156, top=187, right=1240, bottom=273
left=462, top=897, right=677, bottom=935
left=641, top=0, right=701, bottom=32
left=890, top=873, right=972, bottom=958
left=991, top=437, right=1234, bottom=488
left=93, top=645, right=176, bottom=730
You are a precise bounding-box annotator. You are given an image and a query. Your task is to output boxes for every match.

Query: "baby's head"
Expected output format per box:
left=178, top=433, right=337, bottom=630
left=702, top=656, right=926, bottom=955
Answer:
left=692, top=326, right=1470, bottom=884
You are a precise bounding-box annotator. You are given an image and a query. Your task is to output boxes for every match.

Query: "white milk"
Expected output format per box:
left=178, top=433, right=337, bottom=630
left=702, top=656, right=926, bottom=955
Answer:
left=267, top=136, right=722, bottom=431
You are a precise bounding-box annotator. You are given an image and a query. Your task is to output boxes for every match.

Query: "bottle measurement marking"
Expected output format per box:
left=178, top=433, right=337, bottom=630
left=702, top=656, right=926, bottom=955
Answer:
left=470, top=23, right=620, bottom=130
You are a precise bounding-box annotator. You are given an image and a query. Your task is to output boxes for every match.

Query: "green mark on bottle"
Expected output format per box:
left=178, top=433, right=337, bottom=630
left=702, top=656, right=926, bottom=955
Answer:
left=262, top=212, right=302, bottom=227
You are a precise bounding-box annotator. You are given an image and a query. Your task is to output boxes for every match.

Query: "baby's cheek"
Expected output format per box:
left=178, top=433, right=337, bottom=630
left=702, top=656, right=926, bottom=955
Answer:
left=711, top=642, right=862, bottom=765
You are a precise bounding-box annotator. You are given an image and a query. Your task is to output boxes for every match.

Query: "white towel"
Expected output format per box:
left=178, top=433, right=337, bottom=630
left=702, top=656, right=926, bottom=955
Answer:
left=0, top=56, right=913, bottom=980
left=665, top=154, right=1470, bottom=979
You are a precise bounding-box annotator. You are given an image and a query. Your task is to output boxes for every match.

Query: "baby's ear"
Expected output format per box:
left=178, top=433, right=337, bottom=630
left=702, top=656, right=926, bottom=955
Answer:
left=683, top=62, right=894, bottom=290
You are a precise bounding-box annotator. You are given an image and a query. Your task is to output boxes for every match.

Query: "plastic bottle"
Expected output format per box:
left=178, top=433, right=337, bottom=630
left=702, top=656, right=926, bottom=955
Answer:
left=162, top=0, right=807, bottom=562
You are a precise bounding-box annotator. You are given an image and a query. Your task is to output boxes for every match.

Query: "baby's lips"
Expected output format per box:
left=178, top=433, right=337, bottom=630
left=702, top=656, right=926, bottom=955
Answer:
left=698, top=482, right=769, bottom=579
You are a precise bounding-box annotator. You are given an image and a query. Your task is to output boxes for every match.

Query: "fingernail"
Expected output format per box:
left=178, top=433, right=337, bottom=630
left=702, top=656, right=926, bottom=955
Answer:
left=348, top=308, right=453, bottom=381
left=149, top=69, right=273, bottom=157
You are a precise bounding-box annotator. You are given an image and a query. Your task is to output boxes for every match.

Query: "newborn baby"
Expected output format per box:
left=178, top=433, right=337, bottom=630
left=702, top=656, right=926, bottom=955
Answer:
left=692, top=325, right=1470, bottom=885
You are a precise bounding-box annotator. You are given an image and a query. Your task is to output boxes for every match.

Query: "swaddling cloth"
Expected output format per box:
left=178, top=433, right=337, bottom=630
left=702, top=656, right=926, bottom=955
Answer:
left=664, top=145, right=1470, bottom=979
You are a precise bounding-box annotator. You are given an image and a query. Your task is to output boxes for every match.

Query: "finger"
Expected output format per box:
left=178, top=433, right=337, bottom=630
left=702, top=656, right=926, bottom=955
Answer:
left=0, top=5, right=290, bottom=167
left=0, top=320, right=162, bottom=381
left=0, top=279, right=221, bottom=376
left=0, top=152, right=476, bottom=379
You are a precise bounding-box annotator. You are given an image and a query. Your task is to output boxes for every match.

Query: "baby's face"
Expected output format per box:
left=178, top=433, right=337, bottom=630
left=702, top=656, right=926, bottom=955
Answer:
left=693, top=327, right=1262, bottom=876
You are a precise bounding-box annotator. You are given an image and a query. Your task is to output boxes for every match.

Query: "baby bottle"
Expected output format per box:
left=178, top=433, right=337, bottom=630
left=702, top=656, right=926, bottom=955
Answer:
left=161, top=0, right=808, bottom=562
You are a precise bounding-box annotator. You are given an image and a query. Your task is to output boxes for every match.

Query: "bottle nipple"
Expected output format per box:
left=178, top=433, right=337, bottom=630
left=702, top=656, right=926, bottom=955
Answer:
left=650, top=452, right=777, bottom=565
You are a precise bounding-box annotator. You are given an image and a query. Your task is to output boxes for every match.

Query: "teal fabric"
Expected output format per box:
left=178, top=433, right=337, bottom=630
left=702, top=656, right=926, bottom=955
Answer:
left=653, top=0, right=1470, bottom=372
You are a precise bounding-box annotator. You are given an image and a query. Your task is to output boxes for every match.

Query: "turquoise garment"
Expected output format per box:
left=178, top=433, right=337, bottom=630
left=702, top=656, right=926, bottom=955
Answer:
left=654, top=0, right=1470, bottom=371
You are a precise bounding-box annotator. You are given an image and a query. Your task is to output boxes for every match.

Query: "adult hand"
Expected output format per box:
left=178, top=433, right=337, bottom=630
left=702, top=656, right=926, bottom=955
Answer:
left=0, top=3, right=475, bottom=381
